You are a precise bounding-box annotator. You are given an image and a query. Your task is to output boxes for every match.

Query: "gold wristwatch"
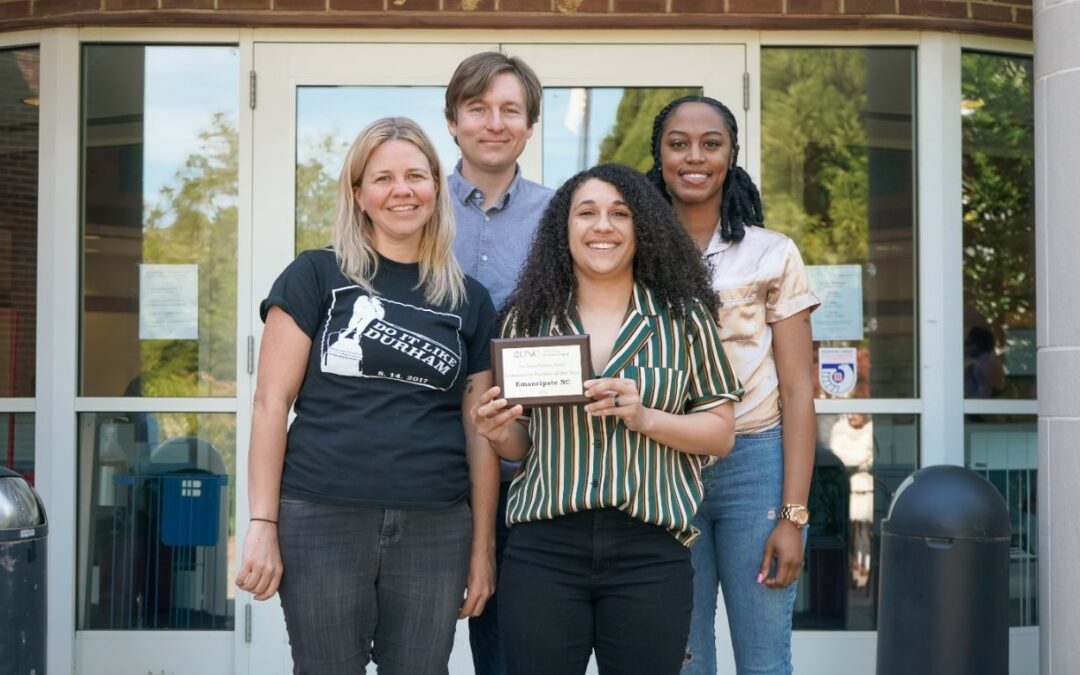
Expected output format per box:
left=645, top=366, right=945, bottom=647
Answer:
left=778, top=503, right=810, bottom=529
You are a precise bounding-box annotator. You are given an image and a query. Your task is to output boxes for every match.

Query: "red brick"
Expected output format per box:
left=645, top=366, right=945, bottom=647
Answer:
left=105, top=0, right=157, bottom=10
left=33, top=0, right=98, bottom=14
left=897, top=0, right=967, bottom=18
left=671, top=0, right=722, bottom=12
left=0, top=0, right=31, bottom=17
left=970, top=1, right=1011, bottom=20
left=787, top=0, right=839, bottom=12
left=161, top=0, right=213, bottom=8
left=845, top=0, right=894, bottom=13
left=555, top=0, right=604, bottom=11
left=275, top=0, right=323, bottom=9
left=448, top=0, right=492, bottom=9
left=499, top=0, right=549, bottom=10
left=729, top=0, right=781, bottom=12
left=386, top=0, right=437, bottom=8
left=329, top=0, right=382, bottom=9
left=216, top=0, right=269, bottom=8
left=1014, top=6, right=1030, bottom=23
left=613, top=0, right=663, bottom=10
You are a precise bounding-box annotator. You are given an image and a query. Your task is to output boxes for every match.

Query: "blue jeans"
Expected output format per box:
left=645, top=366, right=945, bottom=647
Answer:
left=469, top=481, right=511, bottom=675
left=682, top=427, right=797, bottom=675
left=499, top=509, right=693, bottom=675
left=277, top=498, right=472, bottom=675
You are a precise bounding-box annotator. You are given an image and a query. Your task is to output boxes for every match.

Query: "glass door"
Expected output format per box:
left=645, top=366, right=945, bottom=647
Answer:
left=247, top=39, right=745, bottom=674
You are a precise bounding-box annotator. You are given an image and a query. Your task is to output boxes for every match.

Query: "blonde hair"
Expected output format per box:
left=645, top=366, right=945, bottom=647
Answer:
left=333, top=117, right=465, bottom=309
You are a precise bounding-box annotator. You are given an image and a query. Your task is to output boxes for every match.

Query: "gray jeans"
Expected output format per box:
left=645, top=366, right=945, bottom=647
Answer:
left=277, top=497, right=472, bottom=675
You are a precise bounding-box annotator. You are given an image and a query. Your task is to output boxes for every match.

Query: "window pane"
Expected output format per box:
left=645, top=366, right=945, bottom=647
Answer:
left=0, top=412, right=35, bottom=485
left=0, top=47, right=38, bottom=398
left=795, top=413, right=918, bottom=630
left=965, top=414, right=1037, bottom=626
left=77, top=412, right=236, bottom=630
left=295, top=86, right=457, bottom=253
left=81, top=46, right=239, bottom=397
left=541, top=87, right=700, bottom=189
left=761, top=48, right=917, bottom=399
left=962, top=53, right=1035, bottom=400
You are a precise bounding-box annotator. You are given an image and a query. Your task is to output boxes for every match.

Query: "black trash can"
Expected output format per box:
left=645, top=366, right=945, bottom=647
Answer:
left=0, top=467, right=48, bottom=675
left=876, top=464, right=1010, bottom=675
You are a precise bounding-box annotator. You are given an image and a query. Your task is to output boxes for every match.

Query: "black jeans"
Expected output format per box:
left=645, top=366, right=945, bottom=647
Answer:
left=277, top=497, right=471, bottom=675
left=498, top=508, right=693, bottom=675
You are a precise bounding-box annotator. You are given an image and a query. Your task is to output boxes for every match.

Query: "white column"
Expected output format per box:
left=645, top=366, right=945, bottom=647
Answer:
left=35, top=27, right=81, bottom=675
left=917, top=33, right=965, bottom=467
left=1034, top=1, right=1080, bottom=673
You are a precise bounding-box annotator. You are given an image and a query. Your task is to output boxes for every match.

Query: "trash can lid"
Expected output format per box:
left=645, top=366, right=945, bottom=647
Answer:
left=884, top=465, right=1011, bottom=540
left=0, top=466, right=45, bottom=532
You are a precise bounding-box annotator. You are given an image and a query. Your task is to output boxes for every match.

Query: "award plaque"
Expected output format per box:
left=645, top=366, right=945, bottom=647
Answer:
left=491, top=335, right=592, bottom=406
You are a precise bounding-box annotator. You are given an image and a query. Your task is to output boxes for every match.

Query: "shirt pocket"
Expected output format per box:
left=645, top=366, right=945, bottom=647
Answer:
left=625, top=366, right=689, bottom=414
left=716, top=284, right=761, bottom=343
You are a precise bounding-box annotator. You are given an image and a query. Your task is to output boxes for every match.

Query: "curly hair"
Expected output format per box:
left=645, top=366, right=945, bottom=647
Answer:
left=644, top=95, right=764, bottom=244
left=503, top=164, right=718, bottom=335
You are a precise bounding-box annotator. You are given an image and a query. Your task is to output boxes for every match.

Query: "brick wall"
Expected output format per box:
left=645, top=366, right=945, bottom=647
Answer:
left=0, top=0, right=1032, bottom=38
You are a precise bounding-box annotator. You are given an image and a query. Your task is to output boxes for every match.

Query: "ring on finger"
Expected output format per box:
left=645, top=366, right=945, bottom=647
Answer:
left=613, top=394, right=620, bottom=407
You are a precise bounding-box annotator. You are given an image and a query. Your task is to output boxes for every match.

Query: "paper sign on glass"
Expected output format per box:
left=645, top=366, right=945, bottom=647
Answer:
left=139, top=264, right=199, bottom=340
left=806, top=264, right=864, bottom=342
left=491, top=335, right=591, bottom=406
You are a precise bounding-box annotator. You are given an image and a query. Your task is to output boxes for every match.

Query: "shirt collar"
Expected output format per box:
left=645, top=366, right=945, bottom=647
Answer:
left=450, top=161, right=523, bottom=210
left=703, top=219, right=734, bottom=258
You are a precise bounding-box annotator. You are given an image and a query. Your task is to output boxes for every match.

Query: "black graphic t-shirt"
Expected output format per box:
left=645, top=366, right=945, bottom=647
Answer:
left=260, top=249, right=495, bottom=508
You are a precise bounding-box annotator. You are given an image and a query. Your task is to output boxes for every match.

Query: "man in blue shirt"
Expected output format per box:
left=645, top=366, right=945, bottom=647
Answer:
left=445, top=52, right=553, bottom=675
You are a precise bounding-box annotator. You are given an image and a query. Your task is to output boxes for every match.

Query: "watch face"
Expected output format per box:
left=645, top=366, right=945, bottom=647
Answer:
left=793, top=509, right=809, bottom=526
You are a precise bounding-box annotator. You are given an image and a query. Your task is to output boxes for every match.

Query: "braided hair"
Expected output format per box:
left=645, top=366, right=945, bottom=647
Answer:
left=645, top=95, right=764, bottom=243
left=502, top=164, right=719, bottom=336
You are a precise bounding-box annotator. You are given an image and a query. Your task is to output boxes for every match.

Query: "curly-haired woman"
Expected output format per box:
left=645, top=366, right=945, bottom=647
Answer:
left=235, top=117, right=498, bottom=674
left=472, top=163, right=743, bottom=675
left=646, top=96, right=820, bottom=675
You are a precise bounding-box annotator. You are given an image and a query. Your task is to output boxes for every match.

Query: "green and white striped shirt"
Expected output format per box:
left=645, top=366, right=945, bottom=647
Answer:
left=503, top=283, right=743, bottom=545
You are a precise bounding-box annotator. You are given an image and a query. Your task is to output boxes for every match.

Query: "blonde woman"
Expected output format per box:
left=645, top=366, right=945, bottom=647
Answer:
left=235, top=117, right=499, bottom=674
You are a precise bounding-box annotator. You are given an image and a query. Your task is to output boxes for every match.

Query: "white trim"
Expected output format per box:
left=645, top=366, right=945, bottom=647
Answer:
left=963, top=399, right=1039, bottom=416
left=813, top=398, right=922, bottom=415
left=760, top=30, right=920, bottom=46
left=959, top=34, right=1033, bottom=56
left=35, top=27, right=81, bottom=675
left=245, top=27, right=762, bottom=44
left=916, top=33, right=965, bottom=468
left=0, top=399, right=37, bottom=413
left=73, top=397, right=239, bottom=413
left=77, top=26, right=241, bottom=42
left=0, top=29, right=40, bottom=49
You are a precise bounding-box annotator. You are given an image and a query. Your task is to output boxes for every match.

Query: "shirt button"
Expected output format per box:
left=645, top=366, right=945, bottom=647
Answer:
left=484, top=216, right=490, bottom=221
left=481, top=255, right=488, bottom=262
left=591, top=480, right=599, bottom=488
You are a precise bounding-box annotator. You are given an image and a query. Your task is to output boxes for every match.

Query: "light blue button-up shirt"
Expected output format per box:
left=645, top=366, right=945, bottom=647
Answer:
left=449, top=163, right=554, bottom=313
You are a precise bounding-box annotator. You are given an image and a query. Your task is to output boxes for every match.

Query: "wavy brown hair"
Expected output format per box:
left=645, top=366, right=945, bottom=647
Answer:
left=503, top=164, right=718, bottom=335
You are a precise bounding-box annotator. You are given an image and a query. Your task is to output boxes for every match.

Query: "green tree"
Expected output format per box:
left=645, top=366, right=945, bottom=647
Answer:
left=141, top=112, right=238, bottom=398
left=597, top=87, right=699, bottom=171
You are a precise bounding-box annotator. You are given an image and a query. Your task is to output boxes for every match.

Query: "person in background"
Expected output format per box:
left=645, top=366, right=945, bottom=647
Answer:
left=475, top=164, right=742, bottom=675
left=444, top=50, right=553, bottom=675
left=235, top=117, right=498, bottom=674
left=647, top=95, right=820, bottom=675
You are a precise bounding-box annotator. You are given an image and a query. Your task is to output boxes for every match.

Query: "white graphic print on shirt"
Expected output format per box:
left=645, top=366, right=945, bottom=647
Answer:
left=320, top=286, right=463, bottom=391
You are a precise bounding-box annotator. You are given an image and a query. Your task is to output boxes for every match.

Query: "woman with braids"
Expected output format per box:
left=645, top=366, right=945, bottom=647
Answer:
left=472, top=163, right=743, bottom=675
left=647, top=96, right=819, bottom=675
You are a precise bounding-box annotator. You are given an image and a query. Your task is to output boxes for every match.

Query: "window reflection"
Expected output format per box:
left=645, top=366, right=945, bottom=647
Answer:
left=542, top=87, right=700, bottom=189
left=962, top=53, right=1035, bottom=400
left=81, top=46, right=239, bottom=397
left=795, top=414, right=918, bottom=630
left=966, top=415, right=1037, bottom=626
left=0, top=413, right=35, bottom=484
left=295, top=86, right=457, bottom=253
left=77, top=412, right=236, bottom=630
left=0, top=48, right=39, bottom=399
left=761, top=48, right=917, bottom=399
